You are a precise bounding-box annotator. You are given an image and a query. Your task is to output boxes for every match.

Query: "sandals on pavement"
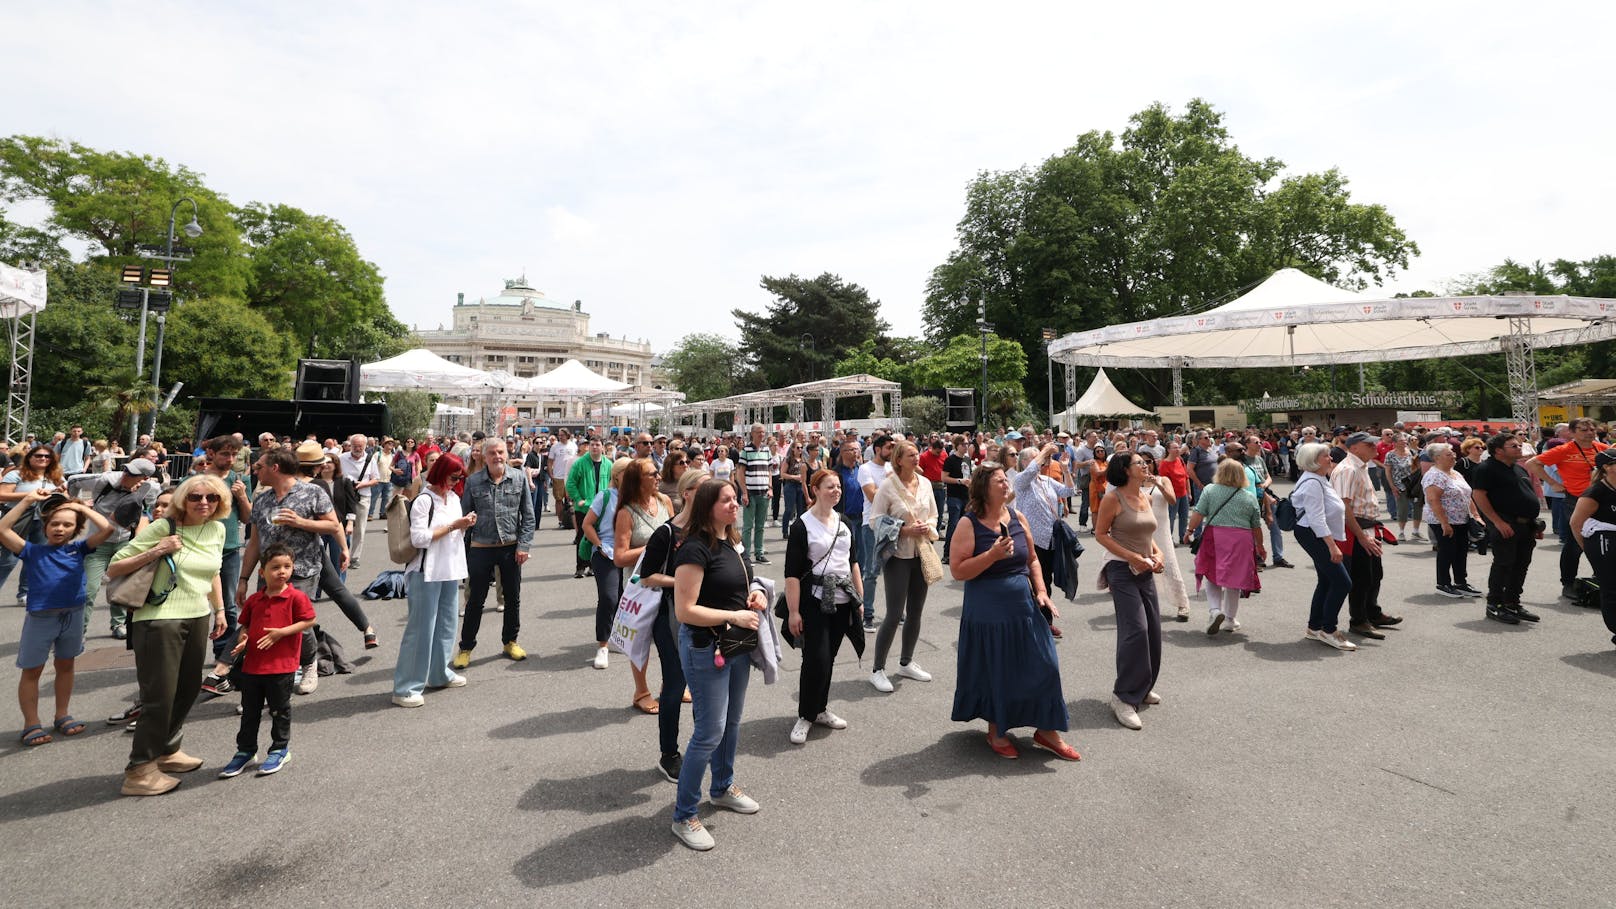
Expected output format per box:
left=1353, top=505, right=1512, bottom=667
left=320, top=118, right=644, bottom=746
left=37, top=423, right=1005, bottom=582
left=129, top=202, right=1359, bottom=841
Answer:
left=53, top=715, right=86, bottom=736
left=633, top=695, right=660, bottom=715
left=364, top=631, right=379, bottom=649
left=21, top=724, right=51, bottom=746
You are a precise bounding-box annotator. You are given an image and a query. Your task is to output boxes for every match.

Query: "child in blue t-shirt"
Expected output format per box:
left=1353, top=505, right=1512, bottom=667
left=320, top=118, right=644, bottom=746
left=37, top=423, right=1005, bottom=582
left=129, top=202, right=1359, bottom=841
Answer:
left=0, top=488, right=115, bottom=746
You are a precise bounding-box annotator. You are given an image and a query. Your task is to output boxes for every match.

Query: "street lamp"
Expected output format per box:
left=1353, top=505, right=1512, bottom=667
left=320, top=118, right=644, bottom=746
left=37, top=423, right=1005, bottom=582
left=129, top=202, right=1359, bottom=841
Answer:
left=142, top=198, right=201, bottom=437
left=1041, top=327, right=1057, bottom=430
left=976, top=298, right=992, bottom=432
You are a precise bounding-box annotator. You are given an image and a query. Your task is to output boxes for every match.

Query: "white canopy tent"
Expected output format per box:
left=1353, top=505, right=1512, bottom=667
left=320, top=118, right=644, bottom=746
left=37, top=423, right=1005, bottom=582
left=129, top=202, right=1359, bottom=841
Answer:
left=360, top=348, right=503, bottom=393
left=0, top=261, right=47, bottom=442
left=521, top=359, right=630, bottom=397
left=1053, top=368, right=1154, bottom=431
left=1050, top=268, right=1616, bottom=429
left=434, top=402, right=476, bottom=416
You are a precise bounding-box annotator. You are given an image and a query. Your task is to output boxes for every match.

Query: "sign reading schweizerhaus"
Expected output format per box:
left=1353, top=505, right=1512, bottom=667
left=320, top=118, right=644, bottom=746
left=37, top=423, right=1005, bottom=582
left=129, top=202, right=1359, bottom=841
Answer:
left=1239, top=391, right=1464, bottom=413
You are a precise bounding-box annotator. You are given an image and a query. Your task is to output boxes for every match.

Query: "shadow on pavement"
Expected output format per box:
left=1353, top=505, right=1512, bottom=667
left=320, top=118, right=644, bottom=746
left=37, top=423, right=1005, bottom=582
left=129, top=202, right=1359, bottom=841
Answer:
left=518, top=641, right=603, bottom=672
left=1452, top=619, right=1530, bottom=634
left=489, top=704, right=639, bottom=740
left=1560, top=651, right=1616, bottom=678
left=859, top=730, right=1058, bottom=799
left=537, top=606, right=596, bottom=621
left=518, top=766, right=664, bottom=813
left=1243, top=640, right=1333, bottom=662
left=827, top=677, right=898, bottom=704
left=513, top=813, right=676, bottom=888
left=1065, top=697, right=1126, bottom=731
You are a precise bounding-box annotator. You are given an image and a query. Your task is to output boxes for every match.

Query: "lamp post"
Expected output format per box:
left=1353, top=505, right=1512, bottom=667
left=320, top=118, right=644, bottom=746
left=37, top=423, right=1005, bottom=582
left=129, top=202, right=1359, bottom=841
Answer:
left=141, top=198, right=202, bottom=437
left=1041, top=327, right=1056, bottom=430
left=976, top=298, right=992, bottom=432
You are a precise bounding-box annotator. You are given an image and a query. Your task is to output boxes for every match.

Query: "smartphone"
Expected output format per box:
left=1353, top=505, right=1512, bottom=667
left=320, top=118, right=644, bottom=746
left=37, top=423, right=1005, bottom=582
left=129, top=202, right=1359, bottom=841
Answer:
left=999, top=523, right=1011, bottom=539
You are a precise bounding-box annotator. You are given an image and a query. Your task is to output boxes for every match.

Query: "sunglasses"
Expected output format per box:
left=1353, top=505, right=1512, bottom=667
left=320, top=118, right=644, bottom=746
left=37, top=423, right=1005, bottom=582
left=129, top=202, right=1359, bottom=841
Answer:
left=30, top=453, right=50, bottom=459
left=187, top=493, right=221, bottom=503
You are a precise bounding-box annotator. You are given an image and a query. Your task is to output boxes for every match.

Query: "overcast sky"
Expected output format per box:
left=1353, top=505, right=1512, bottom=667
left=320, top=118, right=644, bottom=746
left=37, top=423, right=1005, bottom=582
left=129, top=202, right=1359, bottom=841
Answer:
left=10, top=2, right=1614, bottom=353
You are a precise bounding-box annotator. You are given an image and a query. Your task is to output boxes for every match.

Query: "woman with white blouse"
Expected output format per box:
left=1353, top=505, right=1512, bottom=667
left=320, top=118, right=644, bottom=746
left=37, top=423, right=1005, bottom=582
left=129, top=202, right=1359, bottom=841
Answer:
left=1288, top=443, right=1355, bottom=651
left=783, top=468, right=864, bottom=744
left=867, top=441, right=940, bottom=693
left=1422, top=442, right=1482, bottom=599
left=393, top=453, right=478, bottom=707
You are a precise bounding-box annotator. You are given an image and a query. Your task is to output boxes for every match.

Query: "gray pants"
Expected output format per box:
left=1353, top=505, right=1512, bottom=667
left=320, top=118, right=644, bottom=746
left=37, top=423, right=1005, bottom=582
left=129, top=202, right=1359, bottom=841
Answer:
left=127, top=615, right=210, bottom=769
left=81, top=544, right=118, bottom=634
left=873, top=556, right=929, bottom=671
left=1104, top=561, right=1161, bottom=706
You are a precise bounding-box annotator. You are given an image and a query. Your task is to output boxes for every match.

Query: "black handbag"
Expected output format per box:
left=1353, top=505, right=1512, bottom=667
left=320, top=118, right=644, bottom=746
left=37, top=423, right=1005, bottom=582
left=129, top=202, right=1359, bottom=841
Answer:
left=1189, top=489, right=1236, bottom=555
left=711, top=545, right=759, bottom=658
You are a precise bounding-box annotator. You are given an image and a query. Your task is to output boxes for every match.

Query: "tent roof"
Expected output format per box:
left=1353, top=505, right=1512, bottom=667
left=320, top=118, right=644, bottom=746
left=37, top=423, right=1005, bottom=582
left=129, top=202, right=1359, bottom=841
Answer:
left=1050, top=268, right=1616, bottom=369
left=1055, top=368, right=1154, bottom=418
left=522, top=359, right=629, bottom=395
left=1540, top=378, right=1616, bottom=405
left=361, top=348, right=500, bottom=393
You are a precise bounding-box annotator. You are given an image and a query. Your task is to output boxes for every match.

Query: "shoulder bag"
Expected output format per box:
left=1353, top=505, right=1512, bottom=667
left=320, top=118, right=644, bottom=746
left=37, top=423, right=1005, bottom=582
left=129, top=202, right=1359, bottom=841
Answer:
left=105, top=518, right=178, bottom=610
left=891, top=476, right=945, bottom=584
left=1188, top=488, right=1236, bottom=556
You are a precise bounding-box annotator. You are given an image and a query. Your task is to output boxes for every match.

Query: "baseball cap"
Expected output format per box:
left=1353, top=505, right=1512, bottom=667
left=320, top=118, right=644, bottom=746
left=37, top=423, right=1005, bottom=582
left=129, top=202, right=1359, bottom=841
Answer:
left=1005, top=431, right=1023, bottom=440
left=1344, top=431, right=1376, bottom=447
left=1596, top=449, right=1616, bottom=469
left=122, top=457, right=157, bottom=478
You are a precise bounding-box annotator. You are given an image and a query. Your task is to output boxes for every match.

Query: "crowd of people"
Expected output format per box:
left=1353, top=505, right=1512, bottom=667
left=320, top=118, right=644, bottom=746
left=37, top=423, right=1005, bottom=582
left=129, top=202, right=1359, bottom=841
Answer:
left=6, top=415, right=1615, bottom=850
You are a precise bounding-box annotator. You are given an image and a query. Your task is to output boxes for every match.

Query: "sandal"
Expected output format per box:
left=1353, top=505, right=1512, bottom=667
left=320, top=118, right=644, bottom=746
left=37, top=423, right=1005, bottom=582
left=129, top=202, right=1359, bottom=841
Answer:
left=364, top=631, right=379, bottom=649
left=681, top=688, right=692, bottom=704
left=20, top=724, right=51, bottom=746
left=633, top=695, right=660, bottom=715
left=53, top=715, right=86, bottom=736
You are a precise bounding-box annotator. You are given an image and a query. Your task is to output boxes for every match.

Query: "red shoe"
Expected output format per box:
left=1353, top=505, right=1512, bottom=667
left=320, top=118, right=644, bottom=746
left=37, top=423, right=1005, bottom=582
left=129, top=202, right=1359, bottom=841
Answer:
left=1032, top=731, right=1081, bottom=761
left=1049, top=624, right=1063, bottom=639
left=986, top=733, right=1019, bottom=759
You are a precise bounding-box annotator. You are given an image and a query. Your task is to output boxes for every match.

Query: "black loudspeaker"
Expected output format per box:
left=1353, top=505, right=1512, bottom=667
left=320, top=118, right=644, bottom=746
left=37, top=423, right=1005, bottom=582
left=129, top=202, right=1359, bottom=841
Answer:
left=945, top=388, right=976, bottom=429
left=295, top=359, right=361, bottom=403
left=194, top=398, right=389, bottom=443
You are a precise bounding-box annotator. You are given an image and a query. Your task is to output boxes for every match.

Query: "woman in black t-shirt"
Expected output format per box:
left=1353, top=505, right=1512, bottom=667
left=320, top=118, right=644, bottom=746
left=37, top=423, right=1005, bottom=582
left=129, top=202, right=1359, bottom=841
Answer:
left=1569, top=449, right=1616, bottom=644
left=668, top=479, right=768, bottom=851
left=637, top=468, right=709, bottom=785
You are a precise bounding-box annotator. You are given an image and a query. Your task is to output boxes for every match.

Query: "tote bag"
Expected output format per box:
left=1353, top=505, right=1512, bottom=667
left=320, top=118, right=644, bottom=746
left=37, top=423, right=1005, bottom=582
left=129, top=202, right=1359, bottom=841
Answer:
left=607, top=553, right=662, bottom=669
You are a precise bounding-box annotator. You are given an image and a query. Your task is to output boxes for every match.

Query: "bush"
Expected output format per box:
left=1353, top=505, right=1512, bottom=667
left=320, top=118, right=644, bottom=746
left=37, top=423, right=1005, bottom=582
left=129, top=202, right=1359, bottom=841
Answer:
left=899, top=395, right=946, bottom=436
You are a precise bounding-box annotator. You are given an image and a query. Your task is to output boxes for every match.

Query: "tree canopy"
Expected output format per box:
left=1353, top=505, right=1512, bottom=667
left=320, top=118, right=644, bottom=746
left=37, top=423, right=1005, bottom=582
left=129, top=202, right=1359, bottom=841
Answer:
left=661, top=333, right=740, bottom=402
left=734, top=273, right=890, bottom=391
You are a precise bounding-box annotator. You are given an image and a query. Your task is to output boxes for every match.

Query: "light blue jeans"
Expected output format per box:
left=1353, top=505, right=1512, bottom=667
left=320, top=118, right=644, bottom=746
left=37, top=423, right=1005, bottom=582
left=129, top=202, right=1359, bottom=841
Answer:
left=857, top=522, right=879, bottom=623
left=393, top=574, right=460, bottom=698
left=675, top=624, right=751, bottom=822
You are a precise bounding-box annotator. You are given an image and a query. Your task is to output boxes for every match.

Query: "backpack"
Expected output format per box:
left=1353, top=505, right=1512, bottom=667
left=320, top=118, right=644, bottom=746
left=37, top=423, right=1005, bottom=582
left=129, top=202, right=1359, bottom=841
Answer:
left=1275, top=476, right=1323, bottom=533
left=386, top=491, right=434, bottom=565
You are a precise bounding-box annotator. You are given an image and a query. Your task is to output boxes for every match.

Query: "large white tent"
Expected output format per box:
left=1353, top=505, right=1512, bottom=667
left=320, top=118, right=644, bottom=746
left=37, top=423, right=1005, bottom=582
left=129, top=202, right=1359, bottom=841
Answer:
left=0, top=261, right=47, bottom=442
left=1049, top=268, right=1616, bottom=427
left=522, top=359, right=629, bottom=396
left=360, top=348, right=502, bottom=393
left=1053, top=368, right=1153, bottom=431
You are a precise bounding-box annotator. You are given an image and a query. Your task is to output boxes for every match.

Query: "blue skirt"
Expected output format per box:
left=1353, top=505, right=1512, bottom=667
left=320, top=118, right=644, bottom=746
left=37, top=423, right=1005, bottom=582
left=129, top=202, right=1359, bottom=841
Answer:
left=951, top=573, right=1069, bottom=732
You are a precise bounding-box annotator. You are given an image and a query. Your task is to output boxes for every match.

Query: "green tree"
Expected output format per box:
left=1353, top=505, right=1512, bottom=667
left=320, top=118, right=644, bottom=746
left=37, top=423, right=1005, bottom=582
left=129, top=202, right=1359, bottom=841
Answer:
left=30, top=263, right=135, bottom=410
left=85, top=370, right=157, bottom=442
left=909, top=333, right=1029, bottom=422
left=734, top=273, right=890, bottom=390
left=923, top=100, right=1418, bottom=408
left=662, top=333, right=739, bottom=402
left=0, top=207, right=67, bottom=267
left=160, top=297, right=297, bottom=399
left=0, top=136, right=250, bottom=301
left=235, top=202, right=388, bottom=354
left=831, top=339, right=910, bottom=386
left=899, top=394, right=946, bottom=436
left=380, top=390, right=434, bottom=437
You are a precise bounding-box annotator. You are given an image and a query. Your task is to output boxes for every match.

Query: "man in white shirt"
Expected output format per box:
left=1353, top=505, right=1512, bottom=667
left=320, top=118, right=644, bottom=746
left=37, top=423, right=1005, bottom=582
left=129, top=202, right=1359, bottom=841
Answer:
left=855, top=433, right=896, bottom=631
left=56, top=425, right=95, bottom=474
left=547, top=429, right=578, bottom=529
left=340, top=433, right=382, bottom=567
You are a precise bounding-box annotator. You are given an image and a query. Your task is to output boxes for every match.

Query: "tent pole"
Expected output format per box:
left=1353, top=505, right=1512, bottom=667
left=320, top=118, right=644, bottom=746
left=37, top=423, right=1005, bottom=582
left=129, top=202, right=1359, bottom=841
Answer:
left=1503, top=316, right=1539, bottom=436
left=1171, top=359, right=1184, bottom=407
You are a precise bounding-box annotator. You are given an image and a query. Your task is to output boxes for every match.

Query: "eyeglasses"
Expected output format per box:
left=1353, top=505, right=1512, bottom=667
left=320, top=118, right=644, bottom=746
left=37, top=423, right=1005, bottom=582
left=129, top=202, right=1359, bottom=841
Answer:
left=30, top=453, right=50, bottom=459
left=187, top=493, right=221, bottom=504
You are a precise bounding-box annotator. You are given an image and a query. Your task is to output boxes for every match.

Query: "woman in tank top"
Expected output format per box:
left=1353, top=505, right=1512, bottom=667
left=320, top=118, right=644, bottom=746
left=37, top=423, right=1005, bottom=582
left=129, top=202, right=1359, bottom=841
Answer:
left=1093, top=450, right=1166, bottom=732
left=615, top=458, right=674, bottom=714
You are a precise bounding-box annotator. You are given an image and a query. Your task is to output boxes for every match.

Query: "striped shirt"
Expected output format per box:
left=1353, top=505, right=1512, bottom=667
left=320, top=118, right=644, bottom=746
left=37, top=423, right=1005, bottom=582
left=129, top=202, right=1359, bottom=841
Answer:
left=1330, top=452, right=1380, bottom=522
left=738, top=444, right=773, bottom=493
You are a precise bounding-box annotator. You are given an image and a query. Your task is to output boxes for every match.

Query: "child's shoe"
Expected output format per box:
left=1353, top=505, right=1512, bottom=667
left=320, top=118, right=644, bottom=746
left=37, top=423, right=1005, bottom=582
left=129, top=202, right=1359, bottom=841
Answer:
left=219, top=752, right=254, bottom=778
left=257, top=749, right=290, bottom=776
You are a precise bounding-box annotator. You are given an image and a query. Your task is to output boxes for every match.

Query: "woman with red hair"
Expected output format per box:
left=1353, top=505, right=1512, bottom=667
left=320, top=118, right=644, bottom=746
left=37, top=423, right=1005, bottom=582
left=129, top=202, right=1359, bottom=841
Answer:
left=392, top=454, right=478, bottom=708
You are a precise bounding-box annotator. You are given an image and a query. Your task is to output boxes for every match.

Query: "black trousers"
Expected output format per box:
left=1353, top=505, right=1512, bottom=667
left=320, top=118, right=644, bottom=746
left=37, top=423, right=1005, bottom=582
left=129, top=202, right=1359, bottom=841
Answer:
left=1560, top=532, right=1590, bottom=586
left=573, top=516, right=588, bottom=570
left=649, top=597, right=686, bottom=756
left=459, top=545, right=521, bottom=650
left=1486, top=525, right=1536, bottom=606
left=1346, top=543, right=1385, bottom=624
left=798, top=597, right=854, bottom=721
left=1584, top=531, right=1616, bottom=640
left=235, top=670, right=294, bottom=754
left=591, top=550, right=622, bottom=643
left=1431, top=520, right=1471, bottom=587
left=318, top=548, right=371, bottom=634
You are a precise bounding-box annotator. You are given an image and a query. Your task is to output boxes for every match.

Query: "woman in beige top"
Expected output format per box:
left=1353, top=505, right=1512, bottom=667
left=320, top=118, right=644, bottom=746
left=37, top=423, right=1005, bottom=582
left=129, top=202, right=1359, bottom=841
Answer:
left=1093, top=450, right=1165, bottom=731
left=614, top=458, right=673, bottom=714
left=867, top=441, right=940, bottom=693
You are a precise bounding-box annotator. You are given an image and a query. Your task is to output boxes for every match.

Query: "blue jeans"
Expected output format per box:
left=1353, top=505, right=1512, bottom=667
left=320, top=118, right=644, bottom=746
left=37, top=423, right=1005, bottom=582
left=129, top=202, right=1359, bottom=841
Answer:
left=325, top=535, right=347, bottom=586
left=675, top=623, right=751, bottom=822
left=1267, top=518, right=1286, bottom=561
left=1294, top=526, right=1351, bottom=633
left=532, top=477, right=549, bottom=525
left=1171, top=495, right=1191, bottom=539
left=857, top=522, right=879, bottom=623
left=212, top=547, right=244, bottom=662
left=393, top=574, right=460, bottom=698
left=780, top=482, right=805, bottom=538
left=741, top=492, right=770, bottom=558
left=932, top=485, right=947, bottom=533
left=1549, top=495, right=1570, bottom=542
left=944, top=498, right=966, bottom=561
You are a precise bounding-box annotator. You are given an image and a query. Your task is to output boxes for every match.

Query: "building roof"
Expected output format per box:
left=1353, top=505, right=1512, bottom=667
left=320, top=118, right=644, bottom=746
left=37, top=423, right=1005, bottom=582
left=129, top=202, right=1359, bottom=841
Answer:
left=465, top=277, right=579, bottom=312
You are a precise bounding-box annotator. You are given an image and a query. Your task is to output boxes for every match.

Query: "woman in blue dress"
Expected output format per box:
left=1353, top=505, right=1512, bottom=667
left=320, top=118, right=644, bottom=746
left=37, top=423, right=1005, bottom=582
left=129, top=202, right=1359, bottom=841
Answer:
left=949, top=462, right=1080, bottom=761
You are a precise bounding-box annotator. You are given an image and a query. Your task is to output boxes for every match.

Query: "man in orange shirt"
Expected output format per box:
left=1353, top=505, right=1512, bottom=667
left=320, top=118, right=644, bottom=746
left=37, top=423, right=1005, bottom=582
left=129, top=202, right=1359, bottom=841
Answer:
left=1527, top=417, right=1608, bottom=598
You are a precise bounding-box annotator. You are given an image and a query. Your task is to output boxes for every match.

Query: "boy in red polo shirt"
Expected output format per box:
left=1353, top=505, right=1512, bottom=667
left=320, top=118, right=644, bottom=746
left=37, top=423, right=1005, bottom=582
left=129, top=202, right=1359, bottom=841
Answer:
left=219, top=544, right=315, bottom=778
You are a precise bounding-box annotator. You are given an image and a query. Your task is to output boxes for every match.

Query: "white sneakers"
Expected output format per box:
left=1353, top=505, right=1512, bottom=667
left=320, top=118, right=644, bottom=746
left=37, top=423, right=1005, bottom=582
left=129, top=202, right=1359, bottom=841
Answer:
left=789, top=718, right=812, bottom=744
left=894, top=662, right=932, bottom=682
left=1143, top=690, right=1162, bottom=705
left=442, top=672, right=468, bottom=688
left=709, top=785, right=759, bottom=814
left=392, top=693, right=425, bottom=708
left=813, top=710, right=848, bottom=729
left=869, top=670, right=894, bottom=692
left=1307, top=628, right=1358, bottom=651
left=295, top=666, right=319, bottom=695
left=593, top=646, right=609, bottom=670
left=672, top=817, right=715, bottom=851
left=1111, top=696, right=1143, bottom=730
left=1206, top=613, right=1224, bottom=636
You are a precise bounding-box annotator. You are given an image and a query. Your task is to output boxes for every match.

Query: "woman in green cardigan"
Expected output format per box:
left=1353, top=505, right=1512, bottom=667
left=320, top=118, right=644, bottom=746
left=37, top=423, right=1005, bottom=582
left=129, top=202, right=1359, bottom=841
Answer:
left=108, top=473, right=230, bottom=796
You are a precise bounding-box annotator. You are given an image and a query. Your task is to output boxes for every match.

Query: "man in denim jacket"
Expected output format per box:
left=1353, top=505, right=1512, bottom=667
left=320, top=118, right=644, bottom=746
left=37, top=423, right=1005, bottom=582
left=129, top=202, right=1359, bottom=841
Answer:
left=453, top=438, right=536, bottom=667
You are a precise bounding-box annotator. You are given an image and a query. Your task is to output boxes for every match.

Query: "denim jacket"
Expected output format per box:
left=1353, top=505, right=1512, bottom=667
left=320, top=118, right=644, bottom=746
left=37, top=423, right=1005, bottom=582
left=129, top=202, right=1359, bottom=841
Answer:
left=460, top=467, right=535, bottom=551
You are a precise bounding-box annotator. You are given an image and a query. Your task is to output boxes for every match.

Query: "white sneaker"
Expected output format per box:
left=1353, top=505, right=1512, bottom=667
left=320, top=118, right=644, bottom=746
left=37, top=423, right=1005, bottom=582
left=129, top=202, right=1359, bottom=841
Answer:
left=1227, top=619, right=1242, bottom=633
left=442, top=672, right=467, bottom=688
left=709, top=784, right=759, bottom=814
left=1143, top=690, right=1162, bottom=705
left=789, top=717, right=812, bottom=745
left=593, top=646, right=609, bottom=670
left=1206, top=613, right=1224, bottom=635
left=869, top=670, right=894, bottom=693
left=671, top=817, right=715, bottom=851
left=392, top=693, right=425, bottom=708
left=295, top=666, right=318, bottom=695
left=894, top=662, right=932, bottom=682
left=1323, top=631, right=1357, bottom=651
left=813, top=710, right=848, bottom=729
left=1111, top=696, right=1143, bottom=730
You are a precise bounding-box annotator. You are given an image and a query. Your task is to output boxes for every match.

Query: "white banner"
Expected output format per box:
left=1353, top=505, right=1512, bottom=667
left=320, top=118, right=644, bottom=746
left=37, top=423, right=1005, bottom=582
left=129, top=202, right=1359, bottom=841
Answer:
left=0, top=262, right=47, bottom=316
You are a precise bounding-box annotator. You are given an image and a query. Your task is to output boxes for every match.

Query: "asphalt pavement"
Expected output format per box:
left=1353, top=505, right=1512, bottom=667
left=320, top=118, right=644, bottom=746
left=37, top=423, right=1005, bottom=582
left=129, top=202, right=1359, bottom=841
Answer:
left=2, top=502, right=1614, bottom=908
